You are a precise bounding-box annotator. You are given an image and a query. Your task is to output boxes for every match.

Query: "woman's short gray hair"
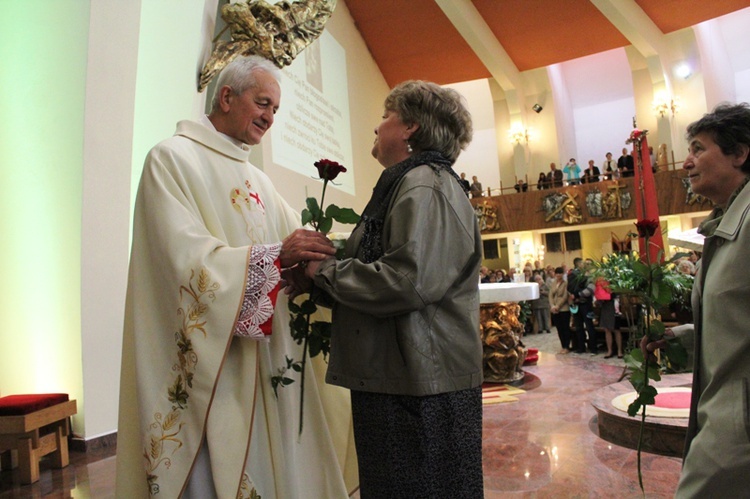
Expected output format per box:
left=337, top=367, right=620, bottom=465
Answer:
left=210, top=55, right=281, bottom=112
left=385, top=80, right=473, bottom=162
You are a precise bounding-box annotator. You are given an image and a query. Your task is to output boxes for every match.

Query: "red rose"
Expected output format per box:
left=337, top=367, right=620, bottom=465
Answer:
left=314, top=159, right=347, bottom=181
left=635, top=219, right=659, bottom=238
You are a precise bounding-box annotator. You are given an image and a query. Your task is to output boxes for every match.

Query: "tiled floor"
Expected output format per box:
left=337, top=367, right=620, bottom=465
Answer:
left=1, top=331, right=683, bottom=498
left=483, top=331, right=682, bottom=498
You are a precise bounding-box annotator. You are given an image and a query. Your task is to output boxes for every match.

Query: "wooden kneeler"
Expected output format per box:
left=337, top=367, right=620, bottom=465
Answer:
left=0, top=394, right=77, bottom=485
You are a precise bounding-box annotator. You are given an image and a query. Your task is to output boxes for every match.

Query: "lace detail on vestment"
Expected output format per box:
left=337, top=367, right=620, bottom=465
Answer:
left=232, top=243, right=281, bottom=340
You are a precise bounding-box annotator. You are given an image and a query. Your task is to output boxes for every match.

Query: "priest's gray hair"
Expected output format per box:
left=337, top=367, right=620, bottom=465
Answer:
left=210, top=55, right=281, bottom=112
left=385, top=80, right=473, bottom=162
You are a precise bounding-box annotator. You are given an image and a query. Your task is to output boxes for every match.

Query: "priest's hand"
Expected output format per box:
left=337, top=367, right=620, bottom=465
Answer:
left=280, top=229, right=336, bottom=268
left=280, top=265, right=312, bottom=300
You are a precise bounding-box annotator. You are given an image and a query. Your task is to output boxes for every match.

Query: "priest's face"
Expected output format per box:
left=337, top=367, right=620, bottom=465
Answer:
left=223, top=69, right=281, bottom=145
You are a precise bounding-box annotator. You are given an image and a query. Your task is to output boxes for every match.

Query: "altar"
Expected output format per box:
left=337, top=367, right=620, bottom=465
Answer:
left=479, top=282, right=539, bottom=383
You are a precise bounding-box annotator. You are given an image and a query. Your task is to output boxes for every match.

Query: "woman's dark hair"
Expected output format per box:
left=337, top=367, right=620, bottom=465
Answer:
left=686, top=102, right=750, bottom=173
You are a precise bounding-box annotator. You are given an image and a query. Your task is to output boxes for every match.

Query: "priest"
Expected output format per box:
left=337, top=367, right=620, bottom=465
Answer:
left=115, top=55, right=354, bottom=498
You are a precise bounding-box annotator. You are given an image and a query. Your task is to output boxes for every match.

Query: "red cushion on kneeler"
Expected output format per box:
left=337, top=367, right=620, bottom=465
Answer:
left=0, top=393, right=70, bottom=416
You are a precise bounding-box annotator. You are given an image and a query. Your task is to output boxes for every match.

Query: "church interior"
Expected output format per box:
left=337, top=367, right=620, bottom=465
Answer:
left=2, top=0, right=750, bottom=496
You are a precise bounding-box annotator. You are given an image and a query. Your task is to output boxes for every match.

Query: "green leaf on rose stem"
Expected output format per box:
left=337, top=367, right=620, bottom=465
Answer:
left=318, top=216, right=333, bottom=234
left=325, top=204, right=341, bottom=218
left=629, top=369, right=647, bottom=390
left=628, top=399, right=643, bottom=417
left=288, top=301, right=301, bottom=314
left=308, top=335, right=323, bottom=358
left=646, top=365, right=662, bottom=382
left=282, top=377, right=295, bottom=385
left=665, top=339, right=688, bottom=369
left=292, top=362, right=302, bottom=372
left=640, top=385, right=658, bottom=405
left=301, top=208, right=313, bottom=227
left=624, top=354, right=643, bottom=370
left=306, top=197, right=321, bottom=216
left=326, top=205, right=361, bottom=225
left=648, top=320, right=666, bottom=339
left=629, top=347, right=645, bottom=363
left=299, top=299, right=318, bottom=315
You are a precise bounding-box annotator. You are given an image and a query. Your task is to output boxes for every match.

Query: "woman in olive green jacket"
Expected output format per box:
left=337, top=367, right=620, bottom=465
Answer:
left=304, top=81, right=483, bottom=498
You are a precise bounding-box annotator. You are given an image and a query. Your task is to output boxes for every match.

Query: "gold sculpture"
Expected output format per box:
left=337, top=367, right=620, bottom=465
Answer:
left=198, top=0, right=337, bottom=92
left=480, top=303, right=526, bottom=383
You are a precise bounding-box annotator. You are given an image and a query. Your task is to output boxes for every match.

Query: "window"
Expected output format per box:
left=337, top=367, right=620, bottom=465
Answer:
left=483, top=239, right=500, bottom=260
left=544, top=231, right=581, bottom=252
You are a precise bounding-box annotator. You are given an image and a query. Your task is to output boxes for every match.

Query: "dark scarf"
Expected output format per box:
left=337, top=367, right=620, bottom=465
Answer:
left=357, top=150, right=461, bottom=263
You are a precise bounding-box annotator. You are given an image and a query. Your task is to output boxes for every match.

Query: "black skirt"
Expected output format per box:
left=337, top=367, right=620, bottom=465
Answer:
left=350, top=386, right=484, bottom=499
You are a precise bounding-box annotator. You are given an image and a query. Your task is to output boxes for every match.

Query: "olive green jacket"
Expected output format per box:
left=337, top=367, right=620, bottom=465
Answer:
left=314, top=164, right=483, bottom=396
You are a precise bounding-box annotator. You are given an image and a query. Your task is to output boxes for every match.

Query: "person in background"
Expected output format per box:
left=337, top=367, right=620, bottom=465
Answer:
left=568, top=257, right=597, bottom=354
left=595, top=277, right=621, bottom=358
left=459, top=171, right=471, bottom=195
left=547, top=162, right=564, bottom=188
left=470, top=175, right=483, bottom=198
left=563, top=158, right=582, bottom=185
left=479, top=266, right=490, bottom=283
left=581, top=160, right=601, bottom=183
left=537, top=171, right=549, bottom=189
left=514, top=179, right=528, bottom=192
left=603, top=152, right=618, bottom=180
left=643, top=103, right=750, bottom=497
left=618, top=147, right=634, bottom=177
left=116, top=55, right=349, bottom=498
left=531, top=273, right=552, bottom=334
left=677, top=259, right=696, bottom=276
left=649, top=145, right=657, bottom=172
left=549, top=267, right=572, bottom=353
left=300, top=80, right=484, bottom=498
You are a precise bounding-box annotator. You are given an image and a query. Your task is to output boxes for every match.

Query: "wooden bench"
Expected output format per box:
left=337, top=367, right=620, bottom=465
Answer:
left=0, top=394, right=77, bottom=484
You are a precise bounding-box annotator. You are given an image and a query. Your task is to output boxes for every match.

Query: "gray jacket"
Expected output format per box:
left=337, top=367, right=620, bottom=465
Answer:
left=314, top=164, right=483, bottom=396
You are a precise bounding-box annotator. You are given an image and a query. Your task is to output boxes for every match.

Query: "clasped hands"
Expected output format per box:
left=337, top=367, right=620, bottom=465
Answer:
left=279, top=229, right=335, bottom=299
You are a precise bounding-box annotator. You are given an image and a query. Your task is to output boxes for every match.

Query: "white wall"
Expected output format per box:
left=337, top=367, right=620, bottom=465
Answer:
left=447, top=79, right=501, bottom=192
left=80, top=0, right=142, bottom=439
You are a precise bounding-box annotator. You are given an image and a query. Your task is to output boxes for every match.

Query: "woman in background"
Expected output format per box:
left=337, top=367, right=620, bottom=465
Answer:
left=531, top=273, right=551, bottom=334
left=304, top=80, right=483, bottom=498
left=549, top=267, right=572, bottom=353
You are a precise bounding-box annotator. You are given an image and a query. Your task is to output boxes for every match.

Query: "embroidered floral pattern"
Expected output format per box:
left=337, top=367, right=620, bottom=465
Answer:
left=237, top=473, right=261, bottom=499
left=231, top=180, right=268, bottom=244
left=233, top=243, right=281, bottom=339
left=145, top=267, right=219, bottom=495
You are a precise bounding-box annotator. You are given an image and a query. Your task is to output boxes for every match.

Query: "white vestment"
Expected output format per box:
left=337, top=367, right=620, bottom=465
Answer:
left=116, top=120, right=357, bottom=498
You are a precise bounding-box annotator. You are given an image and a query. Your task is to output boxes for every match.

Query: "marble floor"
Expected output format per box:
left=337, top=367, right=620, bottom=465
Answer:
left=1, top=331, right=683, bottom=498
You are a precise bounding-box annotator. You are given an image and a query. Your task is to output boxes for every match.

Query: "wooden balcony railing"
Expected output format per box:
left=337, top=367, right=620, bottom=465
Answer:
left=470, top=169, right=711, bottom=234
